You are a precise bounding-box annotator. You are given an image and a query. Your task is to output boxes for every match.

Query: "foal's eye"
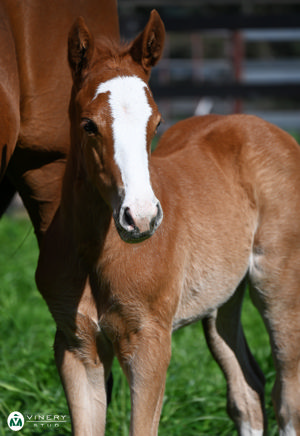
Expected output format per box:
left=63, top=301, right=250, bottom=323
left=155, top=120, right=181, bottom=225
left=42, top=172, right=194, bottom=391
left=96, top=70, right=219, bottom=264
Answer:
left=81, top=118, right=99, bottom=135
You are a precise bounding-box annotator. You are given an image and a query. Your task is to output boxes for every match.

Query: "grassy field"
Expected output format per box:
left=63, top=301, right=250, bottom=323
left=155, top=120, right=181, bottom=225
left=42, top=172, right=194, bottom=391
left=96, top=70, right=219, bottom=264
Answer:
left=0, top=215, right=278, bottom=435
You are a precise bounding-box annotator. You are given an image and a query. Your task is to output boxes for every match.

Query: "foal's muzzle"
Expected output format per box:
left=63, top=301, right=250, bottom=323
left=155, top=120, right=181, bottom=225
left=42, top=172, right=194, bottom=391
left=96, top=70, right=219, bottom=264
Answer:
left=114, top=201, right=163, bottom=243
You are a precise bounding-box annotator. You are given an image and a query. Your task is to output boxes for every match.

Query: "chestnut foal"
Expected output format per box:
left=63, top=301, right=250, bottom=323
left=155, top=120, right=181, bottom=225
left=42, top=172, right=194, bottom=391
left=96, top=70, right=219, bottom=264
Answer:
left=36, top=10, right=300, bottom=436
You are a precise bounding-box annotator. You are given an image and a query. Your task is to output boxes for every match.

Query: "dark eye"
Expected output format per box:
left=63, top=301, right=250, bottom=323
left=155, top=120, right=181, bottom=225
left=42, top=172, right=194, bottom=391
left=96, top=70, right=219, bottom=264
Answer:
left=81, top=118, right=98, bottom=135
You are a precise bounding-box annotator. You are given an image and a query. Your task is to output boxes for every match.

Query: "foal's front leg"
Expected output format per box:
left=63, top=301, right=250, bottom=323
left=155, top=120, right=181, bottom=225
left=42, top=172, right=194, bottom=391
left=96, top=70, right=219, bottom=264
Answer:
left=55, top=321, right=114, bottom=436
left=114, top=322, right=172, bottom=436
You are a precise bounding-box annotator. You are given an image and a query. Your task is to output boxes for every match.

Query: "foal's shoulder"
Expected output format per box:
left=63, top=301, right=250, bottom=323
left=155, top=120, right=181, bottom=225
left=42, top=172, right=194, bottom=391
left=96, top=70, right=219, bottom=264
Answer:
left=153, top=115, right=223, bottom=157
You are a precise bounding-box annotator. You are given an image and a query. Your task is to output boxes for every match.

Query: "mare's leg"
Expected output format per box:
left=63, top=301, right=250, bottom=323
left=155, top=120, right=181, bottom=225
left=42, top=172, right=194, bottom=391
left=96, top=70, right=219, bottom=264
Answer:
left=0, top=175, right=16, bottom=216
left=0, top=84, right=20, bottom=206
left=54, top=321, right=114, bottom=436
left=250, top=247, right=300, bottom=435
left=202, top=280, right=266, bottom=435
left=0, top=16, right=20, bottom=182
left=6, top=147, right=66, bottom=244
left=113, top=321, right=172, bottom=436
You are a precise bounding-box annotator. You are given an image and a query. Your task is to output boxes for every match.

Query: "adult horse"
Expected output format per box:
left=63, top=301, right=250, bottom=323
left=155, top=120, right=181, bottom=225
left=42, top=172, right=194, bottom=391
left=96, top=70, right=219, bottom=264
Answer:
left=36, top=9, right=300, bottom=436
left=0, top=0, right=119, bottom=243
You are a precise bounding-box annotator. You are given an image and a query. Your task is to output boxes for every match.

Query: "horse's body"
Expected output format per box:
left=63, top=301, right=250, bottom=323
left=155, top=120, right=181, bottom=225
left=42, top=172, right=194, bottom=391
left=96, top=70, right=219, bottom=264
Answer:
left=0, top=0, right=119, bottom=241
left=35, top=10, right=300, bottom=436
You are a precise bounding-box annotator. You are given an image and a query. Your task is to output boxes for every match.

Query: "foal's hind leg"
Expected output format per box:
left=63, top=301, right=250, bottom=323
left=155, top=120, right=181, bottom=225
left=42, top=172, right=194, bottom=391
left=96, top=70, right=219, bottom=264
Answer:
left=203, top=280, right=266, bottom=435
left=250, top=249, right=300, bottom=436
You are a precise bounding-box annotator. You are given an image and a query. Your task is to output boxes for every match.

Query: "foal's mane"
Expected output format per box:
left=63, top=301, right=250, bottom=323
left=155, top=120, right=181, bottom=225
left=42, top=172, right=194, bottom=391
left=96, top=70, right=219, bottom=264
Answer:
left=93, top=36, right=132, bottom=69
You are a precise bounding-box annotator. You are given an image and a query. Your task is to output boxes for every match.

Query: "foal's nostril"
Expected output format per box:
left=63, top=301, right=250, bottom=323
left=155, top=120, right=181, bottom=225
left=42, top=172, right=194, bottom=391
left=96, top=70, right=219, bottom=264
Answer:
left=150, top=208, right=158, bottom=230
left=156, top=201, right=163, bottom=223
left=150, top=202, right=163, bottom=231
left=124, top=207, right=135, bottom=228
left=119, top=202, right=163, bottom=236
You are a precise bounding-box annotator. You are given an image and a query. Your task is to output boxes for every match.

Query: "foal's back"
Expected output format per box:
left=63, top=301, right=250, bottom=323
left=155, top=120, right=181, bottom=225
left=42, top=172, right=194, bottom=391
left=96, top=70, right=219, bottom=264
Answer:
left=154, top=114, right=300, bottom=222
left=152, top=114, right=300, bottom=328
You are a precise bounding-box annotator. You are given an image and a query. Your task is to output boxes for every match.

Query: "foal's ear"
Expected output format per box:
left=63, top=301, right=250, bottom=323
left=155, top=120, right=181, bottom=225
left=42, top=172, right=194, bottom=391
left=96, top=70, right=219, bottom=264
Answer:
left=68, top=17, right=94, bottom=80
left=130, top=9, right=165, bottom=74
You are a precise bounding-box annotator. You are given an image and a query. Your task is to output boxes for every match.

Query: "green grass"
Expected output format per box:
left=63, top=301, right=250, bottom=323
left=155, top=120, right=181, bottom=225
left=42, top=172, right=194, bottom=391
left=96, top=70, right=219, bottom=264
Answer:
left=0, top=215, right=278, bottom=435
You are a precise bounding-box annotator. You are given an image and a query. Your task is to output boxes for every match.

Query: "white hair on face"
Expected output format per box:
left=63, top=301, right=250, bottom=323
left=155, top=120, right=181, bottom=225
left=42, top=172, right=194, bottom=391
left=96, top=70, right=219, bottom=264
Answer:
left=94, top=76, right=156, bottom=210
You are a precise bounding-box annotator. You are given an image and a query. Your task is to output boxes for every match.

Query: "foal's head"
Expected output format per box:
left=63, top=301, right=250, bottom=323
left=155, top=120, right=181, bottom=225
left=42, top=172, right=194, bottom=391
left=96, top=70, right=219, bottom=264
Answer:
left=68, top=10, right=164, bottom=243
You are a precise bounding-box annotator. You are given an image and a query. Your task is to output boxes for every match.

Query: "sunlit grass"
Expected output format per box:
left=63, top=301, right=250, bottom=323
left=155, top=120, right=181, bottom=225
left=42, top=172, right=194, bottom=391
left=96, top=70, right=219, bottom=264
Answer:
left=0, top=215, right=278, bottom=435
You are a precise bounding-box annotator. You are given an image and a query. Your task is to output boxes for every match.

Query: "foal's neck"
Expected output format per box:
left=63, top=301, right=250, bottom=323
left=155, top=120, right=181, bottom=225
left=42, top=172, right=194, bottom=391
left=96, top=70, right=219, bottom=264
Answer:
left=61, top=131, right=112, bottom=246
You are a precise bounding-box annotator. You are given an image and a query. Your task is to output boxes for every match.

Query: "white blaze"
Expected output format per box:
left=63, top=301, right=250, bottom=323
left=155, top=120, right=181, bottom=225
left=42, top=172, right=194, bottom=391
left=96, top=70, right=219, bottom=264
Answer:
left=95, top=76, right=156, bottom=215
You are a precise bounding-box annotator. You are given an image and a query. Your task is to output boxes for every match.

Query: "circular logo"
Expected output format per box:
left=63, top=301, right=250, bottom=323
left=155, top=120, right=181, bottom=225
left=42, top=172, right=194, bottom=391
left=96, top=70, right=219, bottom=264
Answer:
left=7, top=411, right=25, bottom=431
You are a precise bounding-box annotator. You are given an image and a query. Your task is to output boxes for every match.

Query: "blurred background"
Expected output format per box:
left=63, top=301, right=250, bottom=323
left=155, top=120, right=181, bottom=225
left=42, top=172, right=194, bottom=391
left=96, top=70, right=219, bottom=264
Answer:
left=119, top=0, right=300, bottom=137
left=1, top=2, right=300, bottom=435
